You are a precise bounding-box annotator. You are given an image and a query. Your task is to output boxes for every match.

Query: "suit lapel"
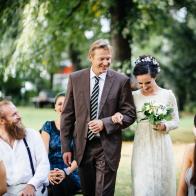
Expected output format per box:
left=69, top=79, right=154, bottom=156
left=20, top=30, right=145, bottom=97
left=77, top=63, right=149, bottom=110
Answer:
left=99, top=70, right=114, bottom=116
left=82, top=69, right=90, bottom=114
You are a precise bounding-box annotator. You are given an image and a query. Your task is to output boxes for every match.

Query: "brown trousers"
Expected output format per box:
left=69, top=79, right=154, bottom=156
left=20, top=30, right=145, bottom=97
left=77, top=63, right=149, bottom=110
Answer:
left=79, top=138, right=117, bottom=196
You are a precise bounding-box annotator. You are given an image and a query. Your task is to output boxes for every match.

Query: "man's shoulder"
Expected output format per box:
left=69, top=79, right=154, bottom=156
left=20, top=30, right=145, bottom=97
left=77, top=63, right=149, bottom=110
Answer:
left=25, top=128, right=40, bottom=138
left=108, top=69, right=129, bottom=81
left=70, top=68, right=89, bottom=79
left=25, top=127, right=36, bottom=133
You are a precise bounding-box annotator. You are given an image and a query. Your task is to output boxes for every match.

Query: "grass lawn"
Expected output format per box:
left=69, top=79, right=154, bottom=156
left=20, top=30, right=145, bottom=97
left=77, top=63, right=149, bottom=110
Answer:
left=18, top=107, right=194, bottom=195
left=170, top=113, right=195, bottom=143
left=18, top=106, right=56, bottom=131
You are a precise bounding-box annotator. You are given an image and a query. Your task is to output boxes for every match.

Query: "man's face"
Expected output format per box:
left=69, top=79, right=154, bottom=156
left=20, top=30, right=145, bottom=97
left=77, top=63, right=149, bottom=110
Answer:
left=55, top=96, right=65, bottom=114
left=89, top=48, right=112, bottom=75
left=1, top=103, right=25, bottom=139
left=2, top=103, right=21, bottom=125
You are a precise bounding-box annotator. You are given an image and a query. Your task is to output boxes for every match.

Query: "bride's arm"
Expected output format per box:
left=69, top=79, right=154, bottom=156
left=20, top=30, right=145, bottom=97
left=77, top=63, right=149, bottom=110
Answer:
left=112, top=112, right=123, bottom=124
left=164, top=90, right=179, bottom=132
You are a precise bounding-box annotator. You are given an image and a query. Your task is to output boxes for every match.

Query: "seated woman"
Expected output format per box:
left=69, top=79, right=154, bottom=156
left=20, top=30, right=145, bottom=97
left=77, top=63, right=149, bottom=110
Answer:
left=41, top=92, right=81, bottom=196
left=177, top=114, right=196, bottom=196
left=0, top=159, right=7, bottom=195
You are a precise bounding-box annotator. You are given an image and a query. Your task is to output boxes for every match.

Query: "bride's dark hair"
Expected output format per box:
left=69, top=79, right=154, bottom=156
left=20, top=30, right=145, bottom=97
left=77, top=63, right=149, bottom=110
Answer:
left=190, top=114, right=196, bottom=186
left=133, top=55, right=160, bottom=78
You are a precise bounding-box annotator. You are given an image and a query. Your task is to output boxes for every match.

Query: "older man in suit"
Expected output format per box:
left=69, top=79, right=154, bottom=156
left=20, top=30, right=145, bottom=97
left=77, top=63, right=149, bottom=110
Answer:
left=60, top=39, right=136, bottom=196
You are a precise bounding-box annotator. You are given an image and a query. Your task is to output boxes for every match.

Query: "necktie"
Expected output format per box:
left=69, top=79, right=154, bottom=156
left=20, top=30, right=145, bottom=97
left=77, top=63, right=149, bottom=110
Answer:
left=87, top=76, right=100, bottom=140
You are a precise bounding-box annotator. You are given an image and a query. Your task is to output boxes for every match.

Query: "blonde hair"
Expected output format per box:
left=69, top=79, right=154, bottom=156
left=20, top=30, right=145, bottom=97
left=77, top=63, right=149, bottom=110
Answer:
left=88, top=39, right=112, bottom=58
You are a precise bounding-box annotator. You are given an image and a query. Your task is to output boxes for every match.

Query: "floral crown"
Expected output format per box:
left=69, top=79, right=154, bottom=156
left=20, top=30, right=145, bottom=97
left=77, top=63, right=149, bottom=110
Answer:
left=135, top=56, right=160, bottom=72
left=135, top=56, right=159, bottom=66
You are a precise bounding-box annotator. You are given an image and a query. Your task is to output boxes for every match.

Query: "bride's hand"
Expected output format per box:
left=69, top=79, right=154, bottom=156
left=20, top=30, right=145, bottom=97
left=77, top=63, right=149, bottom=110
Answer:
left=153, top=123, right=166, bottom=132
left=112, top=112, right=123, bottom=124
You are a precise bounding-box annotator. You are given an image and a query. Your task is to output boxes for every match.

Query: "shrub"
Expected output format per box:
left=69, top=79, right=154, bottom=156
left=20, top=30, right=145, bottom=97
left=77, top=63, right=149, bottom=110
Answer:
left=122, top=127, right=135, bottom=141
left=184, top=102, right=196, bottom=113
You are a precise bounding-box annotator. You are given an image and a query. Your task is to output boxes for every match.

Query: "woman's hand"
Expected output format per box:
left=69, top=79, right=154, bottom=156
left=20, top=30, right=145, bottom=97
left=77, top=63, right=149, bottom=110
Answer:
left=112, top=112, right=123, bottom=125
left=48, top=169, right=65, bottom=185
left=153, top=123, right=166, bottom=132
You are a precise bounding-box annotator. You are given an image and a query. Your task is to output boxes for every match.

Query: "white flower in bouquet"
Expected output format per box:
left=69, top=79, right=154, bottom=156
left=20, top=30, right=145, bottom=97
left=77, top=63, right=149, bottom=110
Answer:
left=144, top=104, right=151, bottom=111
left=139, top=102, right=173, bottom=125
left=157, top=106, right=167, bottom=115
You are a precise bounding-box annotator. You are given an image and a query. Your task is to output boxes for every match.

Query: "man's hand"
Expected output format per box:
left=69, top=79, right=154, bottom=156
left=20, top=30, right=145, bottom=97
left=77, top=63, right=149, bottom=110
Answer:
left=63, top=152, right=72, bottom=166
left=88, top=120, right=104, bottom=134
left=19, top=184, right=35, bottom=196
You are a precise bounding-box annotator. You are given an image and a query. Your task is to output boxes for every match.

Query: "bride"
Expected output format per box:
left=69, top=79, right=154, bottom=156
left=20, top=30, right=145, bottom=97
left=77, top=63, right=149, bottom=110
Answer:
left=112, top=55, right=179, bottom=196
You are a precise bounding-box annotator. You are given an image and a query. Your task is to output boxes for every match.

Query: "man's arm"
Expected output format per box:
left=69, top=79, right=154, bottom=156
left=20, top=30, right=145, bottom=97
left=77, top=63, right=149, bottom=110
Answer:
left=0, top=160, right=7, bottom=195
left=102, top=78, right=136, bottom=134
left=19, top=184, right=35, bottom=196
left=27, top=130, right=50, bottom=190
left=60, top=75, right=75, bottom=164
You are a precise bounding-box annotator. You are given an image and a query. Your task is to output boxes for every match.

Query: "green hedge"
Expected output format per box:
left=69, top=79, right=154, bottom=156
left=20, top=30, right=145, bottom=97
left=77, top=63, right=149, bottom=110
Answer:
left=184, top=102, right=196, bottom=113
left=122, top=127, right=135, bottom=141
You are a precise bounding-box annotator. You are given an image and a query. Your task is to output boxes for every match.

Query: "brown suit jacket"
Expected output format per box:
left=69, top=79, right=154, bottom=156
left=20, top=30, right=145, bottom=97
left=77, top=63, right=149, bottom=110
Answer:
left=60, top=68, right=136, bottom=171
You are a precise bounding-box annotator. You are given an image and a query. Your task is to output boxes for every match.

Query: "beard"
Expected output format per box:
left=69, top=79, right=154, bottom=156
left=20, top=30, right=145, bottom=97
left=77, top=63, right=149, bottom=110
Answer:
left=5, top=120, right=26, bottom=140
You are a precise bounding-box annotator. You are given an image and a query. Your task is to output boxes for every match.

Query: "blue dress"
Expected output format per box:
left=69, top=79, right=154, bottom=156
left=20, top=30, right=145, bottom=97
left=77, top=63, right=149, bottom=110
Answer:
left=41, top=121, right=80, bottom=194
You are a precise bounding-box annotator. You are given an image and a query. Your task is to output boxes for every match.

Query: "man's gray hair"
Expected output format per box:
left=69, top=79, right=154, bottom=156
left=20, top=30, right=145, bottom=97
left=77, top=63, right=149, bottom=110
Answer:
left=88, top=39, right=112, bottom=57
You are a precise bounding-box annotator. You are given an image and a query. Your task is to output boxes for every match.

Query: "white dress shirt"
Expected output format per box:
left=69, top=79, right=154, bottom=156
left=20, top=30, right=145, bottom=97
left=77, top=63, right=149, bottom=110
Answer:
left=0, top=128, right=49, bottom=190
left=90, top=68, right=107, bottom=118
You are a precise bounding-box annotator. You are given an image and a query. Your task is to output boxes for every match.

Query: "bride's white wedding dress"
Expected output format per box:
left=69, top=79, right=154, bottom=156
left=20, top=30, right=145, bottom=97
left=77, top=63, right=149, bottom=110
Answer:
left=131, top=88, right=179, bottom=196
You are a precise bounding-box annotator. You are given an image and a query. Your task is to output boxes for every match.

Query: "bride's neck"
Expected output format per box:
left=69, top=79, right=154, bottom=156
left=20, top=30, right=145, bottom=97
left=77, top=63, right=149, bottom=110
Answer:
left=142, top=85, right=160, bottom=96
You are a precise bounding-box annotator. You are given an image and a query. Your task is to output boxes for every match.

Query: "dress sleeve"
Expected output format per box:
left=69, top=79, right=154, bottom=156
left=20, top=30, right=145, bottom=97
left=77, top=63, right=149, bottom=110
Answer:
left=164, top=90, right=180, bottom=133
left=40, top=121, right=51, bottom=135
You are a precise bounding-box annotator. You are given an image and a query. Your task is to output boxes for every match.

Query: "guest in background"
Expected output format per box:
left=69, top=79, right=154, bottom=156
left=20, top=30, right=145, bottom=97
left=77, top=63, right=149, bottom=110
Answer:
left=177, top=114, right=196, bottom=196
left=0, top=100, right=49, bottom=196
left=41, top=92, right=81, bottom=196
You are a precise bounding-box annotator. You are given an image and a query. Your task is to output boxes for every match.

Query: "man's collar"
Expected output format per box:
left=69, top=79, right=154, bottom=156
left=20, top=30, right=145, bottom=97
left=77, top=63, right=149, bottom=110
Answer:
left=90, top=67, right=107, bottom=80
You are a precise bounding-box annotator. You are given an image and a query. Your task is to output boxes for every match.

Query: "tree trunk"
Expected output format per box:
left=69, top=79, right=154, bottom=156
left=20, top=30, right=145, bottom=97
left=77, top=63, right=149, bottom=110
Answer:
left=110, top=0, right=133, bottom=63
left=49, top=73, right=53, bottom=90
left=68, top=43, right=82, bottom=71
left=111, top=34, right=131, bottom=62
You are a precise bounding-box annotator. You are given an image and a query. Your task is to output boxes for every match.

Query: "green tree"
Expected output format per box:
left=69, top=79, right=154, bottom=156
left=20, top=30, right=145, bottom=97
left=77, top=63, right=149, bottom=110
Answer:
left=0, top=0, right=195, bottom=111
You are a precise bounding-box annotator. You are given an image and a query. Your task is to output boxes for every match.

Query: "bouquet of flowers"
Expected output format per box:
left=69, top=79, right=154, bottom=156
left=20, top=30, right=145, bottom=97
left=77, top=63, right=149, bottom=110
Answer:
left=140, top=102, right=173, bottom=125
